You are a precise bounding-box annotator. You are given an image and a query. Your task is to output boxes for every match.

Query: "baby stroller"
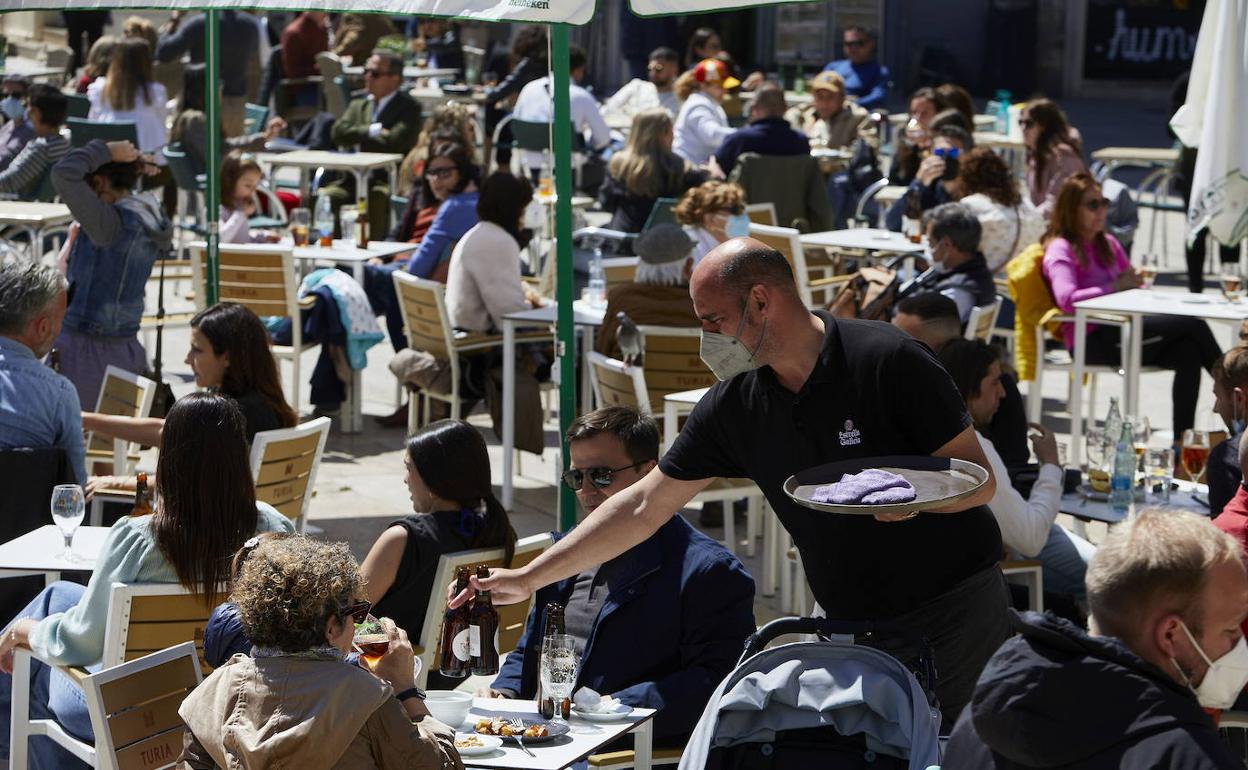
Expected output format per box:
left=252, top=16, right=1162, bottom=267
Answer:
left=679, top=617, right=942, bottom=770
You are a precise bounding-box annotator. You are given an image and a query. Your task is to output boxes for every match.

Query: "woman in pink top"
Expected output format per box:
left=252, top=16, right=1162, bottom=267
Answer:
left=1042, top=173, right=1220, bottom=441
left=1022, top=99, right=1086, bottom=217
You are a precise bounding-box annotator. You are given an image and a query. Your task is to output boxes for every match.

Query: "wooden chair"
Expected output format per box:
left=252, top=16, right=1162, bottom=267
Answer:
left=391, top=272, right=550, bottom=433
left=11, top=641, right=202, bottom=770
left=99, top=583, right=219, bottom=670
left=744, top=202, right=777, bottom=227
left=209, top=244, right=318, bottom=413
left=249, top=417, right=331, bottom=532
left=747, top=223, right=816, bottom=308
left=602, top=257, right=639, bottom=292
left=965, top=296, right=1004, bottom=343
left=84, top=367, right=157, bottom=483
left=589, top=749, right=683, bottom=769
left=412, top=533, right=554, bottom=687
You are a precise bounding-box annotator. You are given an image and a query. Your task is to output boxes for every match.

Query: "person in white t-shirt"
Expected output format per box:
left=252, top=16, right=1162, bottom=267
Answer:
left=511, top=45, right=611, bottom=177
left=603, top=47, right=681, bottom=122
left=671, top=58, right=738, bottom=166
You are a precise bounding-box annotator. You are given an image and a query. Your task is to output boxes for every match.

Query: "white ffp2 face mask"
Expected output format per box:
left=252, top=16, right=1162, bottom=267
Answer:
left=1171, top=622, right=1248, bottom=710
left=699, top=300, right=766, bottom=381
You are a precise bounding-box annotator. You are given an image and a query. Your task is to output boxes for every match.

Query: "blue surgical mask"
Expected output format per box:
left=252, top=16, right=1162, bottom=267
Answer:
left=725, top=213, right=752, bottom=239
left=0, top=97, right=25, bottom=123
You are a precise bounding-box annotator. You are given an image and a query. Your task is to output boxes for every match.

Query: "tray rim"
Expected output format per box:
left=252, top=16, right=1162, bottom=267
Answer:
left=783, top=455, right=989, bottom=516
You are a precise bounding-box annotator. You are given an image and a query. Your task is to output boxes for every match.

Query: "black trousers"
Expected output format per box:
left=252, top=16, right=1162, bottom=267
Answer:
left=1083, top=316, right=1222, bottom=438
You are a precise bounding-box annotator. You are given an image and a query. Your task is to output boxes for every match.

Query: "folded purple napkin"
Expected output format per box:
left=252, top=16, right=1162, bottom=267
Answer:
left=810, top=469, right=917, bottom=505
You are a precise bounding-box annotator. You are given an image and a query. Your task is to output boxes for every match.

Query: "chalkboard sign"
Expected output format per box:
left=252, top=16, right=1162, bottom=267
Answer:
left=1083, top=0, right=1203, bottom=81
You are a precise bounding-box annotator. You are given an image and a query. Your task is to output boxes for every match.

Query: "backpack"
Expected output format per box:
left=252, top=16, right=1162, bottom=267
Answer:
left=826, top=265, right=900, bottom=321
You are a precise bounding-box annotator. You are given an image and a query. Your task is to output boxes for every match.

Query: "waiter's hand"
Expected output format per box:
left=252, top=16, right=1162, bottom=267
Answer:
left=873, top=510, right=920, bottom=523
left=447, top=567, right=531, bottom=609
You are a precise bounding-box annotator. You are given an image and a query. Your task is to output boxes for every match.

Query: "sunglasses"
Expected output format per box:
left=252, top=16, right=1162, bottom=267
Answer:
left=561, top=460, right=651, bottom=491
left=844, top=39, right=867, bottom=48
left=1082, top=197, right=1112, bottom=212
left=647, top=63, right=665, bottom=73
left=342, top=600, right=372, bottom=624
left=426, top=165, right=457, bottom=179
left=1018, top=118, right=1035, bottom=128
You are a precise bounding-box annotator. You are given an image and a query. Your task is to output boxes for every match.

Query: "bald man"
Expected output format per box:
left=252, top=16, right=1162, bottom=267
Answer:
left=459, top=237, right=1007, bottom=727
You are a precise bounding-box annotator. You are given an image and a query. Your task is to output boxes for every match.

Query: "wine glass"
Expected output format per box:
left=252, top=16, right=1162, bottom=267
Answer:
left=539, top=634, right=579, bottom=724
left=353, top=613, right=388, bottom=671
left=1181, top=429, right=1210, bottom=481
left=50, top=484, right=84, bottom=561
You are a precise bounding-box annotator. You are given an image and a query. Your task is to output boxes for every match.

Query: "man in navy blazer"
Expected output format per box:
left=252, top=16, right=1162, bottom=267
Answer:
left=483, top=406, right=756, bottom=746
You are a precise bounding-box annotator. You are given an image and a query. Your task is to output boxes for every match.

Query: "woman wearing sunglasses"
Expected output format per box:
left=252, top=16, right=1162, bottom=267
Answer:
left=180, top=536, right=461, bottom=770
left=360, top=420, right=516, bottom=689
left=1042, top=173, right=1221, bottom=443
left=1020, top=98, right=1086, bottom=217
left=0, top=393, right=295, bottom=768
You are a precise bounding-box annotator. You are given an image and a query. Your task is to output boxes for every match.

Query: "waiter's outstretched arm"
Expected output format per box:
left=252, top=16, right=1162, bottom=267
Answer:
left=451, top=469, right=712, bottom=607
left=931, top=423, right=997, bottom=511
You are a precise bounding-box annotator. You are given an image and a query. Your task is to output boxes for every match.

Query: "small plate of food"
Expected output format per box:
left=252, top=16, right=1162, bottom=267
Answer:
left=454, top=733, right=503, bottom=756
left=473, top=716, right=570, bottom=744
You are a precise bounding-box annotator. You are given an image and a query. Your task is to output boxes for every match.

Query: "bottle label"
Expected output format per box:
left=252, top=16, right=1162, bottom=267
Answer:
left=469, top=624, right=481, bottom=657
left=453, top=628, right=471, bottom=662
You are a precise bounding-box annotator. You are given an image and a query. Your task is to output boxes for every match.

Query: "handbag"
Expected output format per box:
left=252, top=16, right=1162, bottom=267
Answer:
left=145, top=255, right=178, bottom=419
left=826, top=265, right=900, bottom=321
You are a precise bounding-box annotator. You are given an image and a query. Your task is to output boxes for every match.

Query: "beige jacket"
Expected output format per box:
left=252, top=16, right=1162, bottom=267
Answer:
left=785, top=102, right=879, bottom=151
left=177, top=654, right=463, bottom=770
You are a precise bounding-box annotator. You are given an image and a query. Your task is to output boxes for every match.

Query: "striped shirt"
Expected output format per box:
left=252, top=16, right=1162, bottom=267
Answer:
left=0, top=134, right=69, bottom=197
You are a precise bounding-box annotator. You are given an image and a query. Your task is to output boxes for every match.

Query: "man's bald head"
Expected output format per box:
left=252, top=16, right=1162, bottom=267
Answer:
left=692, top=237, right=799, bottom=302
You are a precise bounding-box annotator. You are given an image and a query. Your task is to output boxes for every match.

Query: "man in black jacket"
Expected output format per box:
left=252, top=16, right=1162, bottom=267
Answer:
left=896, top=202, right=996, bottom=325
left=946, top=508, right=1248, bottom=768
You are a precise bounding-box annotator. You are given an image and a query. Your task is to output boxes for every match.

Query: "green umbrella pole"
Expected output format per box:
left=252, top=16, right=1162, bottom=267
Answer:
left=551, top=24, right=577, bottom=532
left=204, top=10, right=220, bottom=304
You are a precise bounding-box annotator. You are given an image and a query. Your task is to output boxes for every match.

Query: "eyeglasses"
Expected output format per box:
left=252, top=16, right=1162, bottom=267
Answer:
left=341, top=600, right=372, bottom=624
left=1018, top=118, right=1035, bottom=128
left=426, top=166, right=457, bottom=180
left=844, top=39, right=867, bottom=48
left=560, top=460, right=652, bottom=491
left=647, top=64, right=665, bottom=73
left=1082, top=197, right=1112, bottom=212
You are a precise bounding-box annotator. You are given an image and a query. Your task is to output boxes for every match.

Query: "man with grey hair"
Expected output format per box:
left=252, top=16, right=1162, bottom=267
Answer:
left=0, top=262, right=85, bottom=483
left=946, top=508, right=1248, bottom=767
left=594, top=224, right=699, bottom=360
left=895, top=201, right=996, bottom=324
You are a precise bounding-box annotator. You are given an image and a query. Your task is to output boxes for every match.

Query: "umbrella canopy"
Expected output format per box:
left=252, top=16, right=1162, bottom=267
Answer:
left=1169, top=0, right=1248, bottom=246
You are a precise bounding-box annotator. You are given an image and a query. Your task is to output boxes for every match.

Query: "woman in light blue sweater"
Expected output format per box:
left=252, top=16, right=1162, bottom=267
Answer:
left=0, top=393, right=294, bottom=768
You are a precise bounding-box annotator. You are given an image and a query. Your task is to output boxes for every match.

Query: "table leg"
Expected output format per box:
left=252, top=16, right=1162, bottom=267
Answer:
left=343, top=368, right=362, bottom=434
left=1127, top=312, right=1143, bottom=418
left=663, top=400, right=677, bottom=453
left=1071, top=309, right=1088, bottom=468
left=580, top=326, right=593, bottom=414
left=11, top=649, right=29, bottom=770
left=44, top=571, right=59, bottom=586
left=631, top=717, right=653, bottom=770
left=353, top=261, right=364, bottom=285
left=502, top=319, right=516, bottom=510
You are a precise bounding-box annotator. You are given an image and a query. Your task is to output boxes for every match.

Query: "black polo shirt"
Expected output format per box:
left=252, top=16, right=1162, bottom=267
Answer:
left=660, top=312, right=1002, bottom=619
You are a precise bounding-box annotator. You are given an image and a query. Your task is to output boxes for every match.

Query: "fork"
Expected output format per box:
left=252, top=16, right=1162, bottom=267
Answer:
left=509, top=718, right=535, bottom=758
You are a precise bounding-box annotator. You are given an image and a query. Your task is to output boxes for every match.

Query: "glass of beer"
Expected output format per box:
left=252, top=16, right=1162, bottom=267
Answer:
left=1222, top=273, right=1244, bottom=303
left=289, top=208, right=310, bottom=247
left=1138, top=263, right=1157, bottom=290
left=1181, top=429, right=1210, bottom=481
left=353, top=614, right=389, bottom=670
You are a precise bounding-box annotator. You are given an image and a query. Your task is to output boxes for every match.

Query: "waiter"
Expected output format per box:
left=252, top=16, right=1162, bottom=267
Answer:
left=458, top=237, right=1008, bottom=725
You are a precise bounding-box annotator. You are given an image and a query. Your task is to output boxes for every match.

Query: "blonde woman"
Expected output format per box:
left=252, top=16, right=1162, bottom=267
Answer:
left=598, top=108, right=707, bottom=232
left=86, top=37, right=167, bottom=164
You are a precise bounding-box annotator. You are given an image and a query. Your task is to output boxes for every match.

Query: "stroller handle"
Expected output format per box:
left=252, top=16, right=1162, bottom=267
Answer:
left=743, top=617, right=903, bottom=658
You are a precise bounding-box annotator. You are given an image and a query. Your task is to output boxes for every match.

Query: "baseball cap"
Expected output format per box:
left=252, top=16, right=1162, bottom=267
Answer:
left=808, top=71, right=845, bottom=95
left=692, top=58, right=741, bottom=90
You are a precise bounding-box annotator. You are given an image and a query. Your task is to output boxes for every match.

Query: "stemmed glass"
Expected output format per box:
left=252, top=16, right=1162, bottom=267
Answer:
left=353, top=613, right=388, bottom=671
left=539, top=633, right=579, bottom=724
left=50, top=484, right=84, bottom=561
left=1181, top=429, right=1210, bottom=482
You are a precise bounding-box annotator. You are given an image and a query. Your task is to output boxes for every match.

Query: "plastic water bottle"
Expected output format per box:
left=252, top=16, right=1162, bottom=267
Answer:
left=993, top=89, right=1012, bottom=135
left=588, top=246, right=606, bottom=308
left=1110, top=421, right=1135, bottom=513
left=313, top=193, right=335, bottom=247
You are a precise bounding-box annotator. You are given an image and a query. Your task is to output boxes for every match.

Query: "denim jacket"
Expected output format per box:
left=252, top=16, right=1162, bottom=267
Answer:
left=53, top=141, right=172, bottom=337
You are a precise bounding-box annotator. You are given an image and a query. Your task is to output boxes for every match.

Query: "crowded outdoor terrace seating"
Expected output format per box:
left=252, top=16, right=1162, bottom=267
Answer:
left=0, top=5, right=1245, bottom=768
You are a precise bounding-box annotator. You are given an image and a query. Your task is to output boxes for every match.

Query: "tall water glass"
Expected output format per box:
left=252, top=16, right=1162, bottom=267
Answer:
left=1146, top=448, right=1174, bottom=503
left=539, top=633, right=579, bottom=723
left=50, top=484, right=85, bottom=561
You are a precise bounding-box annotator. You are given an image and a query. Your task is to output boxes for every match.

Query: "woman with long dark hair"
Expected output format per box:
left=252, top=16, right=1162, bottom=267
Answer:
left=1042, top=173, right=1220, bottom=441
left=0, top=393, right=294, bottom=767
left=1021, top=98, right=1086, bottom=216
left=360, top=419, right=516, bottom=688
left=956, top=147, right=1045, bottom=272
left=81, top=303, right=296, bottom=481
left=86, top=37, right=166, bottom=163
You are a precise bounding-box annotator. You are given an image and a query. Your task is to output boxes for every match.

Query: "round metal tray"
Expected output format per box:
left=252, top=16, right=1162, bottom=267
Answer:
left=784, top=455, right=989, bottom=516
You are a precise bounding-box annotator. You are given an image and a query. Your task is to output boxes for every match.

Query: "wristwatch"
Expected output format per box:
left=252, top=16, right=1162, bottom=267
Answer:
left=395, top=686, right=426, bottom=702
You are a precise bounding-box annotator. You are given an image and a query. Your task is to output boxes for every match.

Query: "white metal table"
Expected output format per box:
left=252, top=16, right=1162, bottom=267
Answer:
left=457, top=698, right=655, bottom=770
left=1090, top=146, right=1180, bottom=176
left=0, top=202, right=73, bottom=254
left=344, top=65, right=461, bottom=81
left=799, top=227, right=923, bottom=279
left=1069, top=289, right=1246, bottom=467
left=256, top=150, right=404, bottom=202
left=0, top=57, right=66, bottom=80
left=501, top=302, right=605, bottom=510
left=0, top=526, right=110, bottom=584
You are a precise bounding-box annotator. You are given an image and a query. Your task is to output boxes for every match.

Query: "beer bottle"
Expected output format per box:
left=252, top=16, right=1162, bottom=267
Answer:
left=439, top=566, right=472, bottom=677
left=130, top=472, right=153, bottom=516
left=355, top=196, right=369, bottom=249
left=539, top=603, right=566, bottom=720
left=47, top=348, right=60, bottom=373
left=469, top=565, right=500, bottom=676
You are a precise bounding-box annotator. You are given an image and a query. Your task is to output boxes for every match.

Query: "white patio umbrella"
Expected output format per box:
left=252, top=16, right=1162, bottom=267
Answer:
left=1169, top=0, right=1248, bottom=246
